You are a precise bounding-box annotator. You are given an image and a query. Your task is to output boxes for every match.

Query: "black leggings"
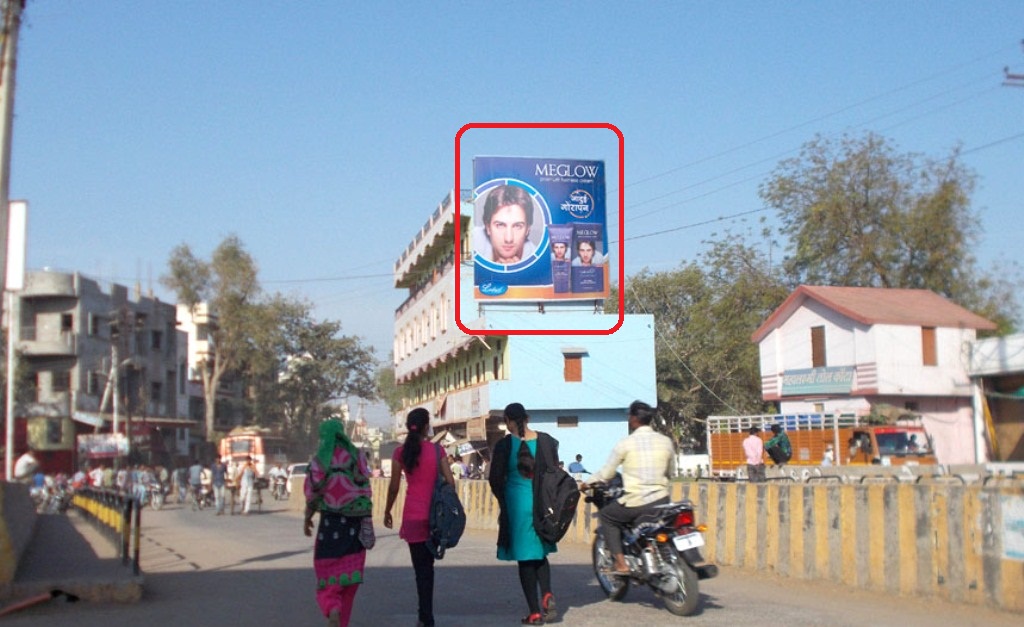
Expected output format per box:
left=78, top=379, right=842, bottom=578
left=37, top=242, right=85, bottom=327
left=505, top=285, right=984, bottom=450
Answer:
left=517, top=558, right=551, bottom=615
left=408, top=542, right=435, bottom=626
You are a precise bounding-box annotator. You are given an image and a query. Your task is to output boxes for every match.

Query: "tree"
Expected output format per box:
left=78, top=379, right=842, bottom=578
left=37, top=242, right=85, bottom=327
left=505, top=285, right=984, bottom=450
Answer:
left=161, top=235, right=261, bottom=438
left=272, top=303, right=377, bottom=453
left=760, top=132, right=1019, bottom=331
left=374, top=364, right=404, bottom=415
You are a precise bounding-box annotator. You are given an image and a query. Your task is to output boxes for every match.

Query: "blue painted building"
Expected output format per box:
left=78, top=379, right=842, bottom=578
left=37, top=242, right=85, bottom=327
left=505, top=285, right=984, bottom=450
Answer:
left=392, top=191, right=656, bottom=471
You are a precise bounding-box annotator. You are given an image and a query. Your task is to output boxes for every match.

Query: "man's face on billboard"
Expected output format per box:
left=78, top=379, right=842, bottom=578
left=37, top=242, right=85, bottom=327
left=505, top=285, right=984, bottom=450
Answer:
left=486, top=204, right=529, bottom=264
left=577, top=241, right=595, bottom=265
left=552, top=242, right=567, bottom=260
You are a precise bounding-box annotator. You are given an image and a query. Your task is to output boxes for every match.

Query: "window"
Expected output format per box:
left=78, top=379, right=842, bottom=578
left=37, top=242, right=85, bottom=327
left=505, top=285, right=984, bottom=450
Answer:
left=61, top=313, right=73, bottom=332
left=557, top=416, right=579, bottom=428
left=493, top=356, right=500, bottom=379
left=196, top=324, right=210, bottom=341
left=87, top=371, right=102, bottom=396
left=921, top=327, right=937, bottom=366
left=564, top=355, right=582, bottom=382
left=151, top=330, right=163, bottom=350
left=46, top=418, right=63, bottom=445
left=52, top=370, right=71, bottom=392
left=811, top=326, right=826, bottom=368
left=89, top=313, right=102, bottom=336
left=151, top=381, right=163, bottom=404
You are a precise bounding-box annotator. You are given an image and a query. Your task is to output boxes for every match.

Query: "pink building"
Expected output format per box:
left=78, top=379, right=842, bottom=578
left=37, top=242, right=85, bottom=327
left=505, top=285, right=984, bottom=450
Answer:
left=752, top=286, right=997, bottom=464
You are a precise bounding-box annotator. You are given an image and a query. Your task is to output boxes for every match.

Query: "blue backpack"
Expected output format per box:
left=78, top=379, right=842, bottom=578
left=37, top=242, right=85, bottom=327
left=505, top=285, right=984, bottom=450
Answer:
left=426, top=445, right=466, bottom=559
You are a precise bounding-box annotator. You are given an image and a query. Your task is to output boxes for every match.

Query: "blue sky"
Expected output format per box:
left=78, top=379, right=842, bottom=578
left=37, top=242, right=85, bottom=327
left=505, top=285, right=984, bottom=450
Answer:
left=10, top=2, right=1024, bottom=422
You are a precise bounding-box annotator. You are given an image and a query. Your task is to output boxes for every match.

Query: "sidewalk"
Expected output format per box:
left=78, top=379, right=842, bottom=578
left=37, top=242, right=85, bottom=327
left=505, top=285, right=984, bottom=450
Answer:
left=8, top=510, right=142, bottom=604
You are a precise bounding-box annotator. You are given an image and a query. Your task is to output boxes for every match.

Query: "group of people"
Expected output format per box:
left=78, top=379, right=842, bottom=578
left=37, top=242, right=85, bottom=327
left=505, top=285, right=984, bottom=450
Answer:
left=742, top=424, right=794, bottom=482
left=303, top=399, right=678, bottom=627
left=179, top=456, right=261, bottom=515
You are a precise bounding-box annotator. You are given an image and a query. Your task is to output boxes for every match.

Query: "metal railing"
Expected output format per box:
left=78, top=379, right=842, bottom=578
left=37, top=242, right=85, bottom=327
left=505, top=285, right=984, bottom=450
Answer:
left=71, top=487, right=142, bottom=575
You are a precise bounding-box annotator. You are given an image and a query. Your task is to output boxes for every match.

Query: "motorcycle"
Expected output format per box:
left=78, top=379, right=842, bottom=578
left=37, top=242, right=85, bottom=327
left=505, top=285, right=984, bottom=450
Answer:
left=584, top=479, right=718, bottom=616
left=271, top=475, right=288, bottom=501
left=147, top=482, right=168, bottom=510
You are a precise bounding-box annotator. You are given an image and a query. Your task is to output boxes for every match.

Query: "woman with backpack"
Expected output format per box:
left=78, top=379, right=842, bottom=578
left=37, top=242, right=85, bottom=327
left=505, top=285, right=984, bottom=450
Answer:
left=384, top=408, right=456, bottom=627
left=488, top=402, right=561, bottom=625
left=303, top=418, right=375, bottom=627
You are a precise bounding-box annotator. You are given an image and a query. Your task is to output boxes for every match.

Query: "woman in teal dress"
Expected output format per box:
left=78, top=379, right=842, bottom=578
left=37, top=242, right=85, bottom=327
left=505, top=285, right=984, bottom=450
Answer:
left=488, top=403, right=561, bottom=625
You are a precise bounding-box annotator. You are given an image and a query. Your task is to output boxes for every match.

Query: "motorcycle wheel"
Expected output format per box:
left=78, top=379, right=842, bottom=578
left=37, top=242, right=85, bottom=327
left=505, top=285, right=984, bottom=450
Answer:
left=661, top=558, right=700, bottom=616
left=591, top=532, right=629, bottom=601
left=151, top=491, right=164, bottom=511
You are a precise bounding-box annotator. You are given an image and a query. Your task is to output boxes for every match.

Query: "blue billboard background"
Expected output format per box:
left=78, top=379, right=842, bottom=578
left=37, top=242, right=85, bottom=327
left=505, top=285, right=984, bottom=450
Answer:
left=473, top=156, right=607, bottom=300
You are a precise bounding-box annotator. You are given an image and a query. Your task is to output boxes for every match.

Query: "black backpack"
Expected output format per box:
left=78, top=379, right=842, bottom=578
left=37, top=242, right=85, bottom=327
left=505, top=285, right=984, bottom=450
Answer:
left=426, top=446, right=466, bottom=559
left=534, top=438, right=581, bottom=544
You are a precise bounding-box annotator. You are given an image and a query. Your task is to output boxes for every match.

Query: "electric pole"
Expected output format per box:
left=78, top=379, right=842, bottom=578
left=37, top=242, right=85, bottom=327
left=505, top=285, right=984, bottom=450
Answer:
left=0, top=1, right=24, bottom=296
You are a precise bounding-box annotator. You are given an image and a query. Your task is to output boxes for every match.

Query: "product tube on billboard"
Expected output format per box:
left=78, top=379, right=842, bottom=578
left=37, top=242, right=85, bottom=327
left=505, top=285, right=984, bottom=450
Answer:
left=548, top=224, right=573, bottom=294
left=473, top=156, right=608, bottom=301
left=570, top=223, right=604, bottom=294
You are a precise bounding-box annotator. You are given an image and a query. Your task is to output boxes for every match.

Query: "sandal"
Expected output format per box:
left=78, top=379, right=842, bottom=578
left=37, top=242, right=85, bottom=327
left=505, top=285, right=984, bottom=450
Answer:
left=521, top=612, right=544, bottom=625
left=541, top=593, right=557, bottom=622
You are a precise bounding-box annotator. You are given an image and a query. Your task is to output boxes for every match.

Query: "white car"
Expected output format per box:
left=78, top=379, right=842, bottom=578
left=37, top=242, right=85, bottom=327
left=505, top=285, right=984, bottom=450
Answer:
left=285, top=463, right=308, bottom=494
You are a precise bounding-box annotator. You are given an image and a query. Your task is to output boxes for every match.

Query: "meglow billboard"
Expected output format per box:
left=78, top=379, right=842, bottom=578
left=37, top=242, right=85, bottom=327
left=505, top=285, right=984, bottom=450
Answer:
left=471, top=156, right=609, bottom=301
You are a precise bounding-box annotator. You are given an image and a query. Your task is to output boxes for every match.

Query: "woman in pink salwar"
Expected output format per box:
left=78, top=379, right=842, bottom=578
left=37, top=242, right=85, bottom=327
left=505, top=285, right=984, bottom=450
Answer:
left=384, top=408, right=456, bottom=627
left=304, top=419, right=374, bottom=627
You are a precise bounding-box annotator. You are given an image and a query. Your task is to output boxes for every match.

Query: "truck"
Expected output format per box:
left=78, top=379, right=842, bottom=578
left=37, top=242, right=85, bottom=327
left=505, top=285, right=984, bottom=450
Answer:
left=218, top=426, right=289, bottom=476
left=705, top=413, right=938, bottom=479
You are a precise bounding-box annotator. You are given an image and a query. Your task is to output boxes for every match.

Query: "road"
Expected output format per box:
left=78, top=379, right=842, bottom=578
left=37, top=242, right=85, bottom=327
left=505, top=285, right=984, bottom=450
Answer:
left=4, top=498, right=1021, bottom=626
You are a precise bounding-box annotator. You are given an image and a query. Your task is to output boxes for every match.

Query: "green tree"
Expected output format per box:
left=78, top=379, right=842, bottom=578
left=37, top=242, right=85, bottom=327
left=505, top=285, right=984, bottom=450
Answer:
left=272, top=305, right=377, bottom=453
left=374, top=364, right=404, bottom=415
left=760, top=131, right=1019, bottom=331
left=161, top=235, right=261, bottom=438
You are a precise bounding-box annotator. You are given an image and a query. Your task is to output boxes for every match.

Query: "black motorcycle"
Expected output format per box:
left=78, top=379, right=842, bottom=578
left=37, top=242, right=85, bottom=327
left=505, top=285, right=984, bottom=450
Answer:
left=585, top=480, right=718, bottom=616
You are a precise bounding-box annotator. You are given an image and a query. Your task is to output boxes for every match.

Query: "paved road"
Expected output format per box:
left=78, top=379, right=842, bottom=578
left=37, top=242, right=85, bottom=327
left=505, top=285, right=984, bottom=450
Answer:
left=4, top=499, right=1022, bottom=626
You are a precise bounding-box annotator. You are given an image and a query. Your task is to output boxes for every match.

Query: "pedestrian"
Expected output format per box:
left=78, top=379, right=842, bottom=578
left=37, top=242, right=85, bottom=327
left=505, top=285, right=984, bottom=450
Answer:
left=765, top=424, right=792, bottom=466
left=211, top=456, right=228, bottom=515
left=743, top=426, right=766, bottom=482
left=449, top=455, right=465, bottom=480
left=188, top=459, right=203, bottom=504
left=303, top=418, right=374, bottom=627
left=822, top=444, right=835, bottom=467
left=383, top=407, right=456, bottom=627
left=487, top=402, right=560, bottom=625
left=567, top=453, right=588, bottom=480
left=234, top=456, right=258, bottom=515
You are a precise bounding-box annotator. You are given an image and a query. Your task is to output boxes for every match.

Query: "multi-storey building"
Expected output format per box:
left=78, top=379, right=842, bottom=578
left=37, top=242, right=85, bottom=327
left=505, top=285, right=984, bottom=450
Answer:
left=393, top=192, right=656, bottom=469
left=11, top=270, right=194, bottom=474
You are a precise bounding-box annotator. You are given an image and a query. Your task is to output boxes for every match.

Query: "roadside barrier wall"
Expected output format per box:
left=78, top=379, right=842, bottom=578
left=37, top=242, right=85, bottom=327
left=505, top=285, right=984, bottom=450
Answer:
left=0, top=482, right=36, bottom=587
left=368, top=477, right=1024, bottom=613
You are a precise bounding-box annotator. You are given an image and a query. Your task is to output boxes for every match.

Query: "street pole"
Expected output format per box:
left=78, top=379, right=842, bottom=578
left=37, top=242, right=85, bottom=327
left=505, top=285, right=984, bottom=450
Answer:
left=0, top=1, right=24, bottom=295
left=4, top=198, right=24, bottom=480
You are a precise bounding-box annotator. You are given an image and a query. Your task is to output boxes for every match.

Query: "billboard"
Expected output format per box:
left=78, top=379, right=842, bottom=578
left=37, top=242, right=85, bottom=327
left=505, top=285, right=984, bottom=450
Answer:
left=472, top=156, right=609, bottom=301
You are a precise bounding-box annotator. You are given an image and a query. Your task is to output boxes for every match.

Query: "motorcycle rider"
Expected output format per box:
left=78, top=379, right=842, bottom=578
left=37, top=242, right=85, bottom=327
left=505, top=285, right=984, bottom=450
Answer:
left=580, top=400, right=677, bottom=575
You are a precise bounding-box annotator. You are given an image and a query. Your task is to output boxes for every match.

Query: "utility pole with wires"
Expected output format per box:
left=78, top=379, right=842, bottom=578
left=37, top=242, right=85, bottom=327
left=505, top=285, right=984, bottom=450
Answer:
left=1004, top=39, right=1024, bottom=88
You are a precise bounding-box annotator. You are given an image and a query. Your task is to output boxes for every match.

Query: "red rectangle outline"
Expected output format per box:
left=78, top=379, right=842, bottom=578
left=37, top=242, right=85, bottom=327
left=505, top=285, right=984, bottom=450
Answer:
left=454, top=122, right=625, bottom=336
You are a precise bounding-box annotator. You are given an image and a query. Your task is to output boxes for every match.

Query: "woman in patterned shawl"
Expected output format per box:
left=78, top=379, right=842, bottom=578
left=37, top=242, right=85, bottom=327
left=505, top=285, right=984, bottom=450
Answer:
left=304, top=419, right=374, bottom=627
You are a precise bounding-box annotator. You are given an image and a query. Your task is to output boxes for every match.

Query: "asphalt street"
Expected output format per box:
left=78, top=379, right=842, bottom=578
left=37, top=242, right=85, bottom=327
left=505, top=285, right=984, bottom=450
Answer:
left=3, top=498, right=1021, bottom=626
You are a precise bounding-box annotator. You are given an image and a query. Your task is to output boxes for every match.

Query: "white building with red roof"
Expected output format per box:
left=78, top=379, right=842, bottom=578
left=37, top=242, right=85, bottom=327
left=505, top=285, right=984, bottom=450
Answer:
left=752, top=285, right=997, bottom=464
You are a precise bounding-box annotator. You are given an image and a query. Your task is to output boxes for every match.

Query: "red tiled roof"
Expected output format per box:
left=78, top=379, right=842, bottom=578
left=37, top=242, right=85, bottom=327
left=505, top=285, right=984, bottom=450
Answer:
left=751, top=285, right=997, bottom=342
